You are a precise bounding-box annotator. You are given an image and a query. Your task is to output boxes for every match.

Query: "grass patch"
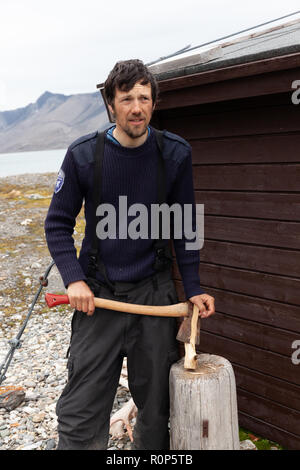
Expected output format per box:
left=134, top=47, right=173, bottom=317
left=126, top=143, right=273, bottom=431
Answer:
left=239, top=426, right=284, bottom=450
left=0, top=180, right=86, bottom=253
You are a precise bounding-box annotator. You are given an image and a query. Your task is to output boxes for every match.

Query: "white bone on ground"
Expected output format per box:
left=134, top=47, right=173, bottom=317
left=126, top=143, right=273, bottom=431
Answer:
left=109, top=359, right=137, bottom=441
left=109, top=398, right=138, bottom=442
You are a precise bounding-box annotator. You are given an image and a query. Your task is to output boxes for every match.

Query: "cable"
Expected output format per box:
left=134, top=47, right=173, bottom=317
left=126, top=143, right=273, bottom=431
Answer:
left=146, top=45, right=191, bottom=66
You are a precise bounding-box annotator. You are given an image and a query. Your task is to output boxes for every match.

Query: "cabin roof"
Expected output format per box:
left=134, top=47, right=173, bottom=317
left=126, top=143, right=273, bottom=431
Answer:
left=149, top=19, right=300, bottom=81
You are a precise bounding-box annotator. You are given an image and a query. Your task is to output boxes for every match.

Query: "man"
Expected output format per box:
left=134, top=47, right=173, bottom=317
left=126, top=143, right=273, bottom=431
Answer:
left=45, top=59, right=215, bottom=450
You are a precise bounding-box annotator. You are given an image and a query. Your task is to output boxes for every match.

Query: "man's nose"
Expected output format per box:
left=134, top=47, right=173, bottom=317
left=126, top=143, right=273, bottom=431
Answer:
left=131, top=99, right=142, bottom=114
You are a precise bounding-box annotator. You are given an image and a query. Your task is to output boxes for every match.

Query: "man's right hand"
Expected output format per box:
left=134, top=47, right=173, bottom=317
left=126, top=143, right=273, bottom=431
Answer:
left=67, top=280, right=95, bottom=316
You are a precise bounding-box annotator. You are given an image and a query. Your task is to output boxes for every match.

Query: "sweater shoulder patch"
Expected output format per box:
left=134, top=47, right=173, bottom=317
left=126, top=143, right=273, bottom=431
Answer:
left=163, top=130, right=191, bottom=150
left=69, top=131, right=98, bottom=166
left=161, top=130, right=191, bottom=167
left=69, top=131, right=98, bottom=151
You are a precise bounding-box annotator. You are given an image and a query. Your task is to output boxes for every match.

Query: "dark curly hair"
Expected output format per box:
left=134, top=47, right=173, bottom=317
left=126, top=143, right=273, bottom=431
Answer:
left=104, top=59, right=158, bottom=108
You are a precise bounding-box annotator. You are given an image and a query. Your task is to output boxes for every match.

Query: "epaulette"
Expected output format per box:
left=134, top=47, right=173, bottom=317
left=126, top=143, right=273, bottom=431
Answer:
left=163, top=130, right=191, bottom=150
left=153, top=129, right=191, bottom=167
left=69, top=130, right=98, bottom=151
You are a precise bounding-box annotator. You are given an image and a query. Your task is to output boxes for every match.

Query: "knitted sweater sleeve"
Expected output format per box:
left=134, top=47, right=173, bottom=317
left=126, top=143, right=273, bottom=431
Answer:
left=44, top=149, right=87, bottom=287
left=168, top=148, right=205, bottom=299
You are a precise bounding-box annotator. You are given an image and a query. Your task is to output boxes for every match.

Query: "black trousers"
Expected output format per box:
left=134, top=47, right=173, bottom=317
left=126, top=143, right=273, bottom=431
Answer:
left=56, top=270, right=180, bottom=450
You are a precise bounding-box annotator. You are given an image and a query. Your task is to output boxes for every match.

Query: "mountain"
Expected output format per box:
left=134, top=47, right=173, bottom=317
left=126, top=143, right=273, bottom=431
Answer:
left=0, top=91, right=110, bottom=153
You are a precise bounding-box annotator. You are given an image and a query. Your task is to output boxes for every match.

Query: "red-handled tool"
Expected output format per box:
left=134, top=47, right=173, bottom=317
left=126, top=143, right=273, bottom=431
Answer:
left=45, top=293, right=69, bottom=308
left=45, top=293, right=201, bottom=369
left=45, top=292, right=190, bottom=318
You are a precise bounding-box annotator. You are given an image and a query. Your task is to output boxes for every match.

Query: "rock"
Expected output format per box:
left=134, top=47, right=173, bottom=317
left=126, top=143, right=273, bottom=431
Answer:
left=240, top=439, right=258, bottom=450
left=6, top=190, right=21, bottom=198
left=55, top=365, right=66, bottom=375
left=22, top=406, right=39, bottom=414
left=24, top=278, right=31, bottom=287
left=20, top=219, right=32, bottom=226
left=0, top=389, right=26, bottom=412
left=31, top=262, right=42, bottom=269
left=32, top=412, right=45, bottom=423
left=10, top=422, right=20, bottom=428
left=21, top=432, right=34, bottom=442
left=23, top=380, right=36, bottom=388
left=22, top=440, right=43, bottom=450
left=13, top=314, right=22, bottom=321
left=45, top=438, right=57, bottom=450
left=26, top=194, right=45, bottom=200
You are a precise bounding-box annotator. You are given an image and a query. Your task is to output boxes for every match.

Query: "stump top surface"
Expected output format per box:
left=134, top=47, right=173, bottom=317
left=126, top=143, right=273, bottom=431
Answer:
left=171, top=354, right=231, bottom=380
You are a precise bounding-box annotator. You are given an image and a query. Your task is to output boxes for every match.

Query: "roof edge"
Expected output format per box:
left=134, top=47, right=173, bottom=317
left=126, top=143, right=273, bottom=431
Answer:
left=156, top=49, right=300, bottom=92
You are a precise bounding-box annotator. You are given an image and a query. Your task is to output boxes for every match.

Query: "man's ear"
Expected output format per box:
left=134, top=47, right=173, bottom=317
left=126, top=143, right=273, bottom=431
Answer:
left=107, top=102, right=114, bottom=117
left=107, top=102, right=116, bottom=123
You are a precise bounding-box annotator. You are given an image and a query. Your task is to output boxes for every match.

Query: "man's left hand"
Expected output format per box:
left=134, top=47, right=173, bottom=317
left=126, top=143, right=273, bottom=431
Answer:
left=189, top=293, right=215, bottom=319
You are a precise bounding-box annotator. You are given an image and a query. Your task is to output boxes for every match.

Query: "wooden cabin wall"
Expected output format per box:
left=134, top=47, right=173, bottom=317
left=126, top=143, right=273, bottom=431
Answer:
left=153, top=91, right=300, bottom=449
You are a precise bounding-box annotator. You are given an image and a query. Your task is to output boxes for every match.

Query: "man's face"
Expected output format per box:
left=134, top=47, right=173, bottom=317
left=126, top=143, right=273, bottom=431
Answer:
left=108, top=81, right=154, bottom=141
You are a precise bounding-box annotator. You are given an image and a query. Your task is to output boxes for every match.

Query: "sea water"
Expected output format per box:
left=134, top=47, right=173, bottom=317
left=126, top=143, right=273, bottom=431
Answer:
left=0, top=148, right=66, bottom=177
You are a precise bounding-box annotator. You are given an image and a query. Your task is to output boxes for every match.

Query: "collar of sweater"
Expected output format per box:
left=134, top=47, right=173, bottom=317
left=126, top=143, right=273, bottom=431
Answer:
left=105, top=126, right=155, bottom=159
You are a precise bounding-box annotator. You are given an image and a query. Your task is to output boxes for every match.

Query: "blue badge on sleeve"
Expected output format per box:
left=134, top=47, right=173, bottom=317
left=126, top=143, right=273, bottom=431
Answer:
left=54, top=169, right=65, bottom=194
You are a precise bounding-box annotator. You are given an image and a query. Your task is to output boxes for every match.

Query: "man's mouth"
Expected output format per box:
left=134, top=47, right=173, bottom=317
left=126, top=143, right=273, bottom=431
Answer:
left=129, top=118, right=144, bottom=125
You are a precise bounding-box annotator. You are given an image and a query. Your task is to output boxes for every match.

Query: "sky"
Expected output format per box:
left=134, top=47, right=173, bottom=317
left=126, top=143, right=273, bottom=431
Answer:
left=0, top=0, right=300, bottom=111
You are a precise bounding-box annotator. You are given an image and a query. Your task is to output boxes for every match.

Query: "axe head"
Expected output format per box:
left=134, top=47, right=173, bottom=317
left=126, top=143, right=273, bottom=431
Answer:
left=176, top=302, right=201, bottom=345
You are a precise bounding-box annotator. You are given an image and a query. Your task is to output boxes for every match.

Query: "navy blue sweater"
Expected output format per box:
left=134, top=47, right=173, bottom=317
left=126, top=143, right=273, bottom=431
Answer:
left=44, top=126, right=204, bottom=299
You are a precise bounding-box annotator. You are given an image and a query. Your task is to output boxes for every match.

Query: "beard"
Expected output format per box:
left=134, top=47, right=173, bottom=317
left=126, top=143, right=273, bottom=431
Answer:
left=122, top=121, right=148, bottom=140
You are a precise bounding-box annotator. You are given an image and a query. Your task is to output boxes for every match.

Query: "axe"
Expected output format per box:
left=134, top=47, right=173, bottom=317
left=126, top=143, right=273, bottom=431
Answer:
left=45, top=293, right=200, bottom=370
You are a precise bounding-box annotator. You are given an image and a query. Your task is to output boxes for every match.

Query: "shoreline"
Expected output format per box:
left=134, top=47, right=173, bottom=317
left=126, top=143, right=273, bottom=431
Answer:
left=0, top=172, right=57, bottom=188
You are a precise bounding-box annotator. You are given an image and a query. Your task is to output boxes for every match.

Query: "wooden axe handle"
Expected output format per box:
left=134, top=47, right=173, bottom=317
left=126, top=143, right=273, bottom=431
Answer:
left=45, top=293, right=189, bottom=318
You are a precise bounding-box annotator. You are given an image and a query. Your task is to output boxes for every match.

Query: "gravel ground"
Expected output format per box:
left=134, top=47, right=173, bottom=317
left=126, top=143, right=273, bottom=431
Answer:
left=0, top=173, right=132, bottom=450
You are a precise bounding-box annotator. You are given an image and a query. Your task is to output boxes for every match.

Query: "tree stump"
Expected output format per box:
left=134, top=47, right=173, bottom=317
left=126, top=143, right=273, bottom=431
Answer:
left=169, top=354, right=240, bottom=450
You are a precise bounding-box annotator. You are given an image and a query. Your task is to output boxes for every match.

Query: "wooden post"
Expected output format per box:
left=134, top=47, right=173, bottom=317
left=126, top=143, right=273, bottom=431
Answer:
left=169, top=353, right=240, bottom=450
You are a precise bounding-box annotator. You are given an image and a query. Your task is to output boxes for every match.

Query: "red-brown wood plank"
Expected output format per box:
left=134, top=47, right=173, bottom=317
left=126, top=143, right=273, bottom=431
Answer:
left=195, top=191, right=300, bottom=221
left=239, top=411, right=300, bottom=450
left=198, top=263, right=300, bottom=306
left=174, top=281, right=300, bottom=332
left=202, top=312, right=297, bottom=356
left=234, top=364, right=300, bottom=412
left=161, top=103, right=300, bottom=139
left=193, top=164, right=300, bottom=191
left=204, top=215, right=300, bottom=249
left=159, top=91, right=291, bottom=117
left=237, top=389, right=300, bottom=437
left=191, top=133, right=300, bottom=165
left=198, top=331, right=300, bottom=385
left=200, top=240, right=300, bottom=278
left=156, top=67, right=300, bottom=109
